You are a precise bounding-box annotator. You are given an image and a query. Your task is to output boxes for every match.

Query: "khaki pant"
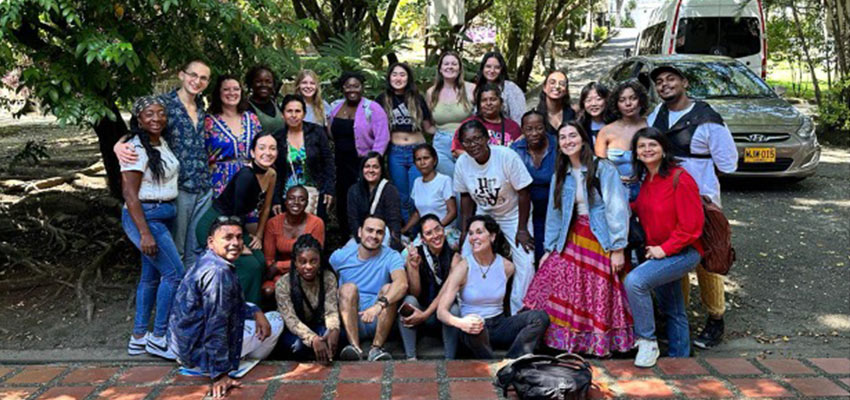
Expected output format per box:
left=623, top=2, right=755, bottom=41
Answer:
left=682, top=264, right=726, bottom=318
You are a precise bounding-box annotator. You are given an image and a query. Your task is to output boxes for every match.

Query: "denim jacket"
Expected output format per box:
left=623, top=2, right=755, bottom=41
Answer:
left=544, top=159, right=629, bottom=253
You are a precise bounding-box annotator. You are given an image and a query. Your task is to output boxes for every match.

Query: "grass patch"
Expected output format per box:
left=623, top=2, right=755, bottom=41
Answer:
left=766, top=78, right=817, bottom=100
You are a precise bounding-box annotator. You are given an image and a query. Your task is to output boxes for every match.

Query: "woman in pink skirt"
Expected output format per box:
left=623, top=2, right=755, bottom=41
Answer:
left=524, top=120, right=635, bottom=356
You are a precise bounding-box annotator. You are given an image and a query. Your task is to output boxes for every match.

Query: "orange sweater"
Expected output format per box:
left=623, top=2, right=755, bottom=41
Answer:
left=263, top=213, right=325, bottom=275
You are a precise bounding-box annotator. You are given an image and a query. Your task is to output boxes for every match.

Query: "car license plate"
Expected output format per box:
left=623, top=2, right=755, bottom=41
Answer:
left=744, top=147, right=776, bottom=163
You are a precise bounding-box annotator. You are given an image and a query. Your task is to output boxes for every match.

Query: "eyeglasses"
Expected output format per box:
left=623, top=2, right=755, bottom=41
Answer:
left=546, top=80, right=567, bottom=88
left=215, top=215, right=243, bottom=224
left=183, top=70, right=210, bottom=83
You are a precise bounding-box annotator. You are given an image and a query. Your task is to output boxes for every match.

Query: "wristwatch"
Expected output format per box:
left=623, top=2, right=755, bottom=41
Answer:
left=377, top=296, right=389, bottom=309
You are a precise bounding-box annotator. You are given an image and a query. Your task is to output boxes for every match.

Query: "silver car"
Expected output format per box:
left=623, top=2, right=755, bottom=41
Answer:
left=602, top=54, right=820, bottom=179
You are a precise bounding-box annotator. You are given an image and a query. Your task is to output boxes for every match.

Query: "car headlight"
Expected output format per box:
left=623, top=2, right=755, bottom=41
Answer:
left=797, top=116, right=815, bottom=139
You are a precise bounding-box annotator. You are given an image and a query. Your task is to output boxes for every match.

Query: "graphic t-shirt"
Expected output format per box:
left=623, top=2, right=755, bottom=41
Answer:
left=453, top=146, right=533, bottom=222
left=377, top=93, right=432, bottom=133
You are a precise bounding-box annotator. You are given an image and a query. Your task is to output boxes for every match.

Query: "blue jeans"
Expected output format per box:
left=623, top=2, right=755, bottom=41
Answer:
left=280, top=325, right=327, bottom=359
left=624, top=247, right=700, bottom=357
left=461, top=310, right=550, bottom=359
left=433, top=130, right=456, bottom=178
left=397, top=295, right=460, bottom=359
left=173, top=189, right=212, bottom=270
left=122, top=202, right=185, bottom=337
left=388, top=143, right=421, bottom=222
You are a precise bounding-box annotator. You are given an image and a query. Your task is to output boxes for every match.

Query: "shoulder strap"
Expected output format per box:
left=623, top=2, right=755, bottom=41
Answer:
left=362, top=98, right=373, bottom=123
left=672, top=168, right=684, bottom=188
left=370, top=179, right=388, bottom=214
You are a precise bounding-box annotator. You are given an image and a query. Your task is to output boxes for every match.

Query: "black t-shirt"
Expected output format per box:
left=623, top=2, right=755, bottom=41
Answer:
left=416, top=244, right=453, bottom=307
left=213, top=165, right=265, bottom=217
left=377, top=93, right=432, bottom=133
left=331, top=117, right=357, bottom=154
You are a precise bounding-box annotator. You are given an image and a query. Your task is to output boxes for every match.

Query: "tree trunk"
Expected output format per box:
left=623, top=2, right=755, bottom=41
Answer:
left=825, top=0, right=848, bottom=78
left=93, top=103, right=127, bottom=199
left=586, top=1, right=593, bottom=41
left=515, top=0, right=580, bottom=90
left=790, top=3, right=822, bottom=105
left=568, top=19, right=577, bottom=51
left=505, top=16, right=523, bottom=75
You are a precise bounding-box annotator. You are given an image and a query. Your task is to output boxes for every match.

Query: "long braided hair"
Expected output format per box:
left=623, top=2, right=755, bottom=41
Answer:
left=127, top=114, right=166, bottom=183
left=289, top=234, right=326, bottom=326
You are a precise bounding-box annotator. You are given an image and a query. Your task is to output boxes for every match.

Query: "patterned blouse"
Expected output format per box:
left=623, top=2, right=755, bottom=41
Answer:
left=204, top=111, right=262, bottom=196
left=284, top=143, right=314, bottom=189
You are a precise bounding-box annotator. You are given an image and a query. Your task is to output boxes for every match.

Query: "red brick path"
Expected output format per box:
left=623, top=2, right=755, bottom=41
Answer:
left=0, top=357, right=847, bottom=399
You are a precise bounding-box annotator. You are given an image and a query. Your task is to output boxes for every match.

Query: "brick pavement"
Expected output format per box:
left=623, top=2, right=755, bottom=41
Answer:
left=0, top=357, right=847, bottom=399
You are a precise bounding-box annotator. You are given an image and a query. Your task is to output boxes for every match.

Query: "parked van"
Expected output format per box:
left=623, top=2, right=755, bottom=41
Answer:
left=634, top=0, right=767, bottom=78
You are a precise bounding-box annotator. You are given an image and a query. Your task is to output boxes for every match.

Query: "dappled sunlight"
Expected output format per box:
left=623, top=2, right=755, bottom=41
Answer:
left=819, top=147, right=850, bottom=164
left=728, top=218, right=751, bottom=227
left=817, top=314, right=850, bottom=332
left=792, top=197, right=850, bottom=208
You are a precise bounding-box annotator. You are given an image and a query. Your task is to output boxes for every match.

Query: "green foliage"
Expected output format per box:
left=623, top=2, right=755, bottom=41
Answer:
left=593, top=26, right=608, bottom=42
left=0, top=0, right=310, bottom=127
left=424, top=15, right=472, bottom=63
left=11, top=140, right=50, bottom=165
left=816, top=78, right=850, bottom=146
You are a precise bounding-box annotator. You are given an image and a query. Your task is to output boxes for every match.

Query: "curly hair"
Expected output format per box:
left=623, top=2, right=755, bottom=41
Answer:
left=606, top=79, right=649, bottom=121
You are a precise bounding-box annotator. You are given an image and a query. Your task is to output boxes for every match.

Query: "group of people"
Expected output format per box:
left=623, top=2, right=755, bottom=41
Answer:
left=118, top=50, right=738, bottom=396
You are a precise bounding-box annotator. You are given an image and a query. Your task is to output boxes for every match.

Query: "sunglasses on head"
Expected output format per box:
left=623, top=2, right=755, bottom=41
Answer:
left=215, top=215, right=243, bottom=224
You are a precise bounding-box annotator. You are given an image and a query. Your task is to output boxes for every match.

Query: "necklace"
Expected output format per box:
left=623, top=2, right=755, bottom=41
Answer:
left=477, top=256, right=494, bottom=279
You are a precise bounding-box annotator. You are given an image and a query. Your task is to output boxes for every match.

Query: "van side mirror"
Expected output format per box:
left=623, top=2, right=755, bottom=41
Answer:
left=773, top=85, right=787, bottom=96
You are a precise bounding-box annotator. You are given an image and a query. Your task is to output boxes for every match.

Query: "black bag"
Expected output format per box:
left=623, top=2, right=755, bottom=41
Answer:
left=494, top=353, right=593, bottom=400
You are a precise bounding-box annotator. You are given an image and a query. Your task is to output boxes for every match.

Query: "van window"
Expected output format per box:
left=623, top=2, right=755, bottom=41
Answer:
left=675, top=17, right=761, bottom=58
left=639, top=23, right=665, bottom=54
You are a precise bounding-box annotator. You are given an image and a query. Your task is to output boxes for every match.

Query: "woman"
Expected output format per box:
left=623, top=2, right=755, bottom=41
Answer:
left=346, top=151, right=403, bottom=250
left=263, top=185, right=326, bottom=298
left=523, top=121, right=635, bottom=357
left=293, top=70, right=330, bottom=128
left=625, top=127, right=704, bottom=367
left=426, top=51, right=476, bottom=177
left=399, top=214, right=461, bottom=360
left=272, top=94, right=335, bottom=218
left=437, top=215, right=549, bottom=359
left=275, top=234, right=340, bottom=363
left=535, top=69, right=577, bottom=136
left=122, top=96, right=182, bottom=359
left=246, top=65, right=284, bottom=134
left=376, top=62, right=436, bottom=222
left=595, top=80, right=649, bottom=201
left=195, top=132, right=278, bottom=304
left=510, top=111, right=556, bottom=264
left=328, top=71, right=390, bottom=235
left=453, top=120, right=534, bottom=315
left=450, top=83, right=522, bottom=158
left=576, top=81, right=610, bottom=145
left=401, top=143, right=456, bottom=238
left=204, top=75, right=263, bottom=197
left=474, top=51, right=526, bottom=122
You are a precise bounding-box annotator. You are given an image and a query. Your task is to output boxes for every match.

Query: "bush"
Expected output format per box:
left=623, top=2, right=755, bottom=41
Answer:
left=593, top=26, right=608, bottom=42
left=816, top=78, right=850, bottom=147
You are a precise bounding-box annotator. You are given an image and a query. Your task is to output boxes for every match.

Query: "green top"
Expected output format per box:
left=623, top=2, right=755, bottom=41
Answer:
left=432, top=101, right=472, bottom=133
left=249, top=100, right=284, bottom=134
left=285, top=143, right=314, bottom=189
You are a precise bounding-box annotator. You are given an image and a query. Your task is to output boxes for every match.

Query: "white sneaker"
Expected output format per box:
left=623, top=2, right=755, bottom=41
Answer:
left=146, top=334, right=177, bottom=360
left=128, top=334, right=147, bottom=356
left=634, top=338, right=660, bottom=368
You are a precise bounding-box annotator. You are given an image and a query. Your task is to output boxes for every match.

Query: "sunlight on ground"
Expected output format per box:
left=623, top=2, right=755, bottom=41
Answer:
left=728, top=218, right=750, bottom=227
left=817, top=314, right=850, bottom=332
left=792, top=198, right=850, bottom=209
left=820, top=147, right=850, bottom=163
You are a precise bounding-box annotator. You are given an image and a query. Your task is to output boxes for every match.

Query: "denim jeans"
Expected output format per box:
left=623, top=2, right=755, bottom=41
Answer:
left=398, top=295, right=460, bottom=359
left=461, top=310, right=550, bottom=359
left=122, top=202, right=184, bottom=337
left=280, top=325, right=327, bottom=359
left=624, top=246, right=701, bottom=357
left=172, top=189, right=212, bottom=269
left=433, top=130, right=456, bottom=178
left=388, top=143, right=421, bottom=222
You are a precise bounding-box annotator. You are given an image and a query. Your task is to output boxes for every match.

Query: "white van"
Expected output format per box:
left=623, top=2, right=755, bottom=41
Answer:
left=634, top=0, right=767, bottom=78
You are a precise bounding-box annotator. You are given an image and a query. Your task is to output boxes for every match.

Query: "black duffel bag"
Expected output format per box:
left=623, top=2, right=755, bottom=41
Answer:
left=494, top=353, right=592, bottom=400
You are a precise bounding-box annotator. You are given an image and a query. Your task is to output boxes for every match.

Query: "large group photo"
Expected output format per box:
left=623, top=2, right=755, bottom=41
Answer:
left=1, top=0, right=848, bottom=399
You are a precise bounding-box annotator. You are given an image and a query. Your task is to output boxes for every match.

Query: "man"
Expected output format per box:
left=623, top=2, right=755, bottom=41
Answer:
left=116, top=60, right=213, bottom=269
left=647, top=64, right=738, bottom=350
left=169, top=217, right=283, bottom=399
left=330, top=214, right=408, bottom=361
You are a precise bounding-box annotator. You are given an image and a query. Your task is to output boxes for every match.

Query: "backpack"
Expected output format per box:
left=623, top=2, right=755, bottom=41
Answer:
left=494, top=354, right=592, bottom=400
left=672, top=170, right=736, bottom=275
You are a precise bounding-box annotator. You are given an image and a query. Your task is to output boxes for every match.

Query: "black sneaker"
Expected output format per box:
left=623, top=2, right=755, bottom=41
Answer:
left=367, top=346, right=392, bottom=361
left=340, top=345, right=363, bottom=361
left=693, top=317, right=724, bottom=349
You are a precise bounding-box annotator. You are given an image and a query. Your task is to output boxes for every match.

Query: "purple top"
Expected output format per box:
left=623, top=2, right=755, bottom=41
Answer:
left=328, top=98, right=390, bottom=156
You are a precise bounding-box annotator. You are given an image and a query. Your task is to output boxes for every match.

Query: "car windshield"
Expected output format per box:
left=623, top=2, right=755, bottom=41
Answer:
left=672, top=62, right=775, bottom=99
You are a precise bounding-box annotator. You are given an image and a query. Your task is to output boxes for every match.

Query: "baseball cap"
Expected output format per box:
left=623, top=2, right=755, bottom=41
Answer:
left=650, top=65, right=686, bottom=81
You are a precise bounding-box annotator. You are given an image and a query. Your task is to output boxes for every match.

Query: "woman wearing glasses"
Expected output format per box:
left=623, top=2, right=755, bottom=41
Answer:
left=195, top=131, right=279, bottom=304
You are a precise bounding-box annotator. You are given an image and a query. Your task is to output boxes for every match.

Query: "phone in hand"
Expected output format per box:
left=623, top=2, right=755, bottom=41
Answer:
left=398, top=302, right=415, bottom=318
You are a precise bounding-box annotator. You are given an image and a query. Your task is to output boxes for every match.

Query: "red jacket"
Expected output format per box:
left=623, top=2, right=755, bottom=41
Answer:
left=631, top=166, right=705, bottom=256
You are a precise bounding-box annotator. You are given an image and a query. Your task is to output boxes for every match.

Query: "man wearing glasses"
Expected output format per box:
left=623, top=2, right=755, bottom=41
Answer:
left=116, top=60, right=214, bottom=269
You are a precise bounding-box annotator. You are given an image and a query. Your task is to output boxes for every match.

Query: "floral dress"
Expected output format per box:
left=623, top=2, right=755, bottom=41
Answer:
left=204, top=111, right=262, bottom=195
left=284, top=143, right=314, bottom=189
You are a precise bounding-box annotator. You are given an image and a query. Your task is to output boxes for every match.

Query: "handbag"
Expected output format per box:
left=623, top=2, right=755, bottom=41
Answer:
left=495, top=353, right=593, bottom=400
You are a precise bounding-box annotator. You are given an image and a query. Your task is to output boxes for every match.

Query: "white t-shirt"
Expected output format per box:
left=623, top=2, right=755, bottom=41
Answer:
left=120, top=136, right=179, bottom=201
left=454, top=146, right=533, bottom=222
left=411, top=173, right=454, bottom=221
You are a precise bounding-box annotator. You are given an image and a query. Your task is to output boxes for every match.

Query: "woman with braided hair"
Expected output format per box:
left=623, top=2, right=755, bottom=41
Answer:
left=275, top=234, right=341, bottom=363
left=122, top=95, right=183, bottom=360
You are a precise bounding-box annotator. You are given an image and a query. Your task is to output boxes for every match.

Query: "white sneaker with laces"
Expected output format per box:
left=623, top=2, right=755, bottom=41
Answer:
left=146, top=333, right=177, bottom=360
left=634, top=338, right=660, bottom=368
left=128, top=334, right=147, bottom=356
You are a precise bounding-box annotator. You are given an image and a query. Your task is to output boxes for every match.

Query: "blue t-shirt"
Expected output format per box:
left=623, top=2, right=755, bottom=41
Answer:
left=329, top=240, right=404, bottom=312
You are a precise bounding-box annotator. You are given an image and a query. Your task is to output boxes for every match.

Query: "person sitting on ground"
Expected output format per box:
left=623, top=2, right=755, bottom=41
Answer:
left=169, top=217, right=284, bottom=399
left=576, top=81, right=610, bottom=146
left=330, top=214, right=408, bottom=361
left=398, top=214, right=462, bottom=360
left=625, top=127, right=705, bottom=368
left=437, top=215, right=549, bottom=359
left=122, top=96, right=183, bottom=360
left=400, top=143, right=457, bottom=240
left=451, top=83, right=522, bottom=158
left=275, top=234, right=340, bottom=363
left=595, top=80, right=650, bottom=201
left=262, top=185, right=325, bottom=300
left=195, top=132, right=278, bottom=304
left=347, top=152, right=404, bottom=251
